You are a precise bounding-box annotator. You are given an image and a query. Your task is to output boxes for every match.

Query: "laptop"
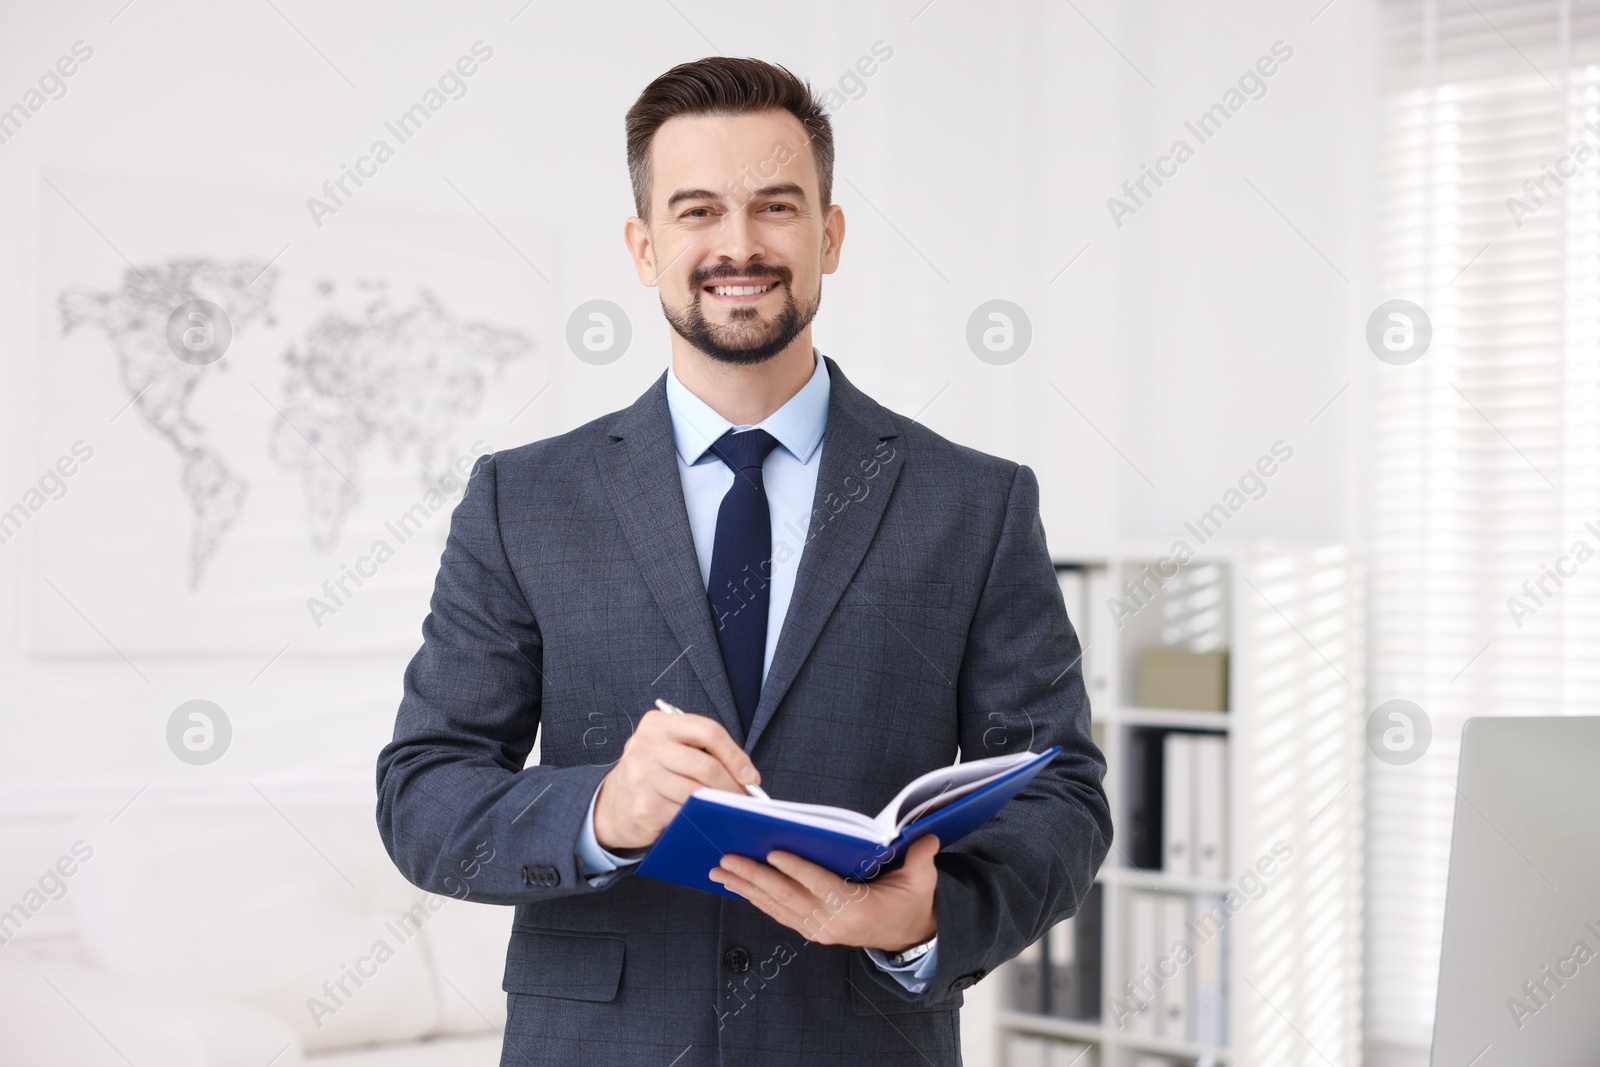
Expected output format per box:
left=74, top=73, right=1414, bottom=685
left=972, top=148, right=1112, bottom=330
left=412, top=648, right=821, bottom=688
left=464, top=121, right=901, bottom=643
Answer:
left=1431, top=716, right=1600, bottom=1065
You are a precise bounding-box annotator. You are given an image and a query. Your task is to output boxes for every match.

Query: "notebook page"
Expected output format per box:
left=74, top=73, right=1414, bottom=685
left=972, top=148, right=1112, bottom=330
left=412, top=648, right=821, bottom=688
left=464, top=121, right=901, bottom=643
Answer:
left=877, top=751, right=1041, bottom=831
left=688, top=789, right=889, bottom=842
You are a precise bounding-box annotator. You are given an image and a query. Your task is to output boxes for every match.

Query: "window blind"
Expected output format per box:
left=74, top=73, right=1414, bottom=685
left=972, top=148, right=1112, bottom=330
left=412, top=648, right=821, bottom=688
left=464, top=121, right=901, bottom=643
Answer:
left=1372, top=1, right=1600, bottom=1061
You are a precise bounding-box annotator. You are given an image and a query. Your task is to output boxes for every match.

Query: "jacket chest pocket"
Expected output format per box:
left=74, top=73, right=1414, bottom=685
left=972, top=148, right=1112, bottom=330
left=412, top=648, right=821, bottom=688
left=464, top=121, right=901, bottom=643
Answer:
left=503, top=926, right=626, bottom=1002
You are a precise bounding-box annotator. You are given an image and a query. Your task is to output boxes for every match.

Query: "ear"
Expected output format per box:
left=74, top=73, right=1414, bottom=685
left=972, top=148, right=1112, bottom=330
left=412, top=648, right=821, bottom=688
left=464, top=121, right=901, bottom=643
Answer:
left=820, top=203, right=846, bottom=276
left=623, top=215, right=660, bottom=287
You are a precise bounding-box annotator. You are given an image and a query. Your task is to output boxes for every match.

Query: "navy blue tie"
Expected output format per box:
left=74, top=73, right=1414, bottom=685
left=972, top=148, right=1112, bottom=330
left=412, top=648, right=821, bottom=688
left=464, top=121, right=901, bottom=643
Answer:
left=706, top=427, right=781, bottom=735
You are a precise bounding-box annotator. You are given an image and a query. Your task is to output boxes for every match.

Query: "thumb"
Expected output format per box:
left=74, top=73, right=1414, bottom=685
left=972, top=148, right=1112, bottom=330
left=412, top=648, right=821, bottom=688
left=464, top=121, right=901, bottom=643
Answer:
left=908, top=834, right=941, bottom=865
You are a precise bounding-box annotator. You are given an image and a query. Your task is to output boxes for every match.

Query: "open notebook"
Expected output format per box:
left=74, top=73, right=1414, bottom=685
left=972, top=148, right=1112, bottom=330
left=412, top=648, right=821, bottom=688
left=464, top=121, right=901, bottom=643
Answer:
left=635, top=746, right=1061, bottom=897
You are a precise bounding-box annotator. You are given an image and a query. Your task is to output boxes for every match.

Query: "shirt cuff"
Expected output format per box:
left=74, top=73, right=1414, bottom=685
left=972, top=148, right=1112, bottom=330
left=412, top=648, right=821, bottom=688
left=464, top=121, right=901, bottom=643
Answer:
left=864, top=939, right=939, bottom=994
left=575, top=781, right=644, bottom=885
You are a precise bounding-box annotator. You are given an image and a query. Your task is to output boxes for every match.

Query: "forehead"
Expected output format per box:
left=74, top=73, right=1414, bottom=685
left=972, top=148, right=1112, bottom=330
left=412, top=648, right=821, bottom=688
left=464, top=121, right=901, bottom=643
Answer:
left=649, top=109, right=820, bottom=203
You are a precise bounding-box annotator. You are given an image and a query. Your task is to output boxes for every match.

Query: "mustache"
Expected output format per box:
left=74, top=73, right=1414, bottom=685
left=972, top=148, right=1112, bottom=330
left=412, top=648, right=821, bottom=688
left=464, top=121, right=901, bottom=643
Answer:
left=692, top=264, right=791, bottom=286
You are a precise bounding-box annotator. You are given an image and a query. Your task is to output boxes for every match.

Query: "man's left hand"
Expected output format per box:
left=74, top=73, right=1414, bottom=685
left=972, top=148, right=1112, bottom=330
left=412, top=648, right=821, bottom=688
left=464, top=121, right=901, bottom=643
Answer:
left=708, top=834, right=940, bottom=953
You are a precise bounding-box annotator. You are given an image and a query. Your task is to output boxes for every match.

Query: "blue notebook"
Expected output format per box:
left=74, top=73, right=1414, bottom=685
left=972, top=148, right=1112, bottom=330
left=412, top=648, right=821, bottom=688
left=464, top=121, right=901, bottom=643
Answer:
left=636, top=746, right=1062, bottom=897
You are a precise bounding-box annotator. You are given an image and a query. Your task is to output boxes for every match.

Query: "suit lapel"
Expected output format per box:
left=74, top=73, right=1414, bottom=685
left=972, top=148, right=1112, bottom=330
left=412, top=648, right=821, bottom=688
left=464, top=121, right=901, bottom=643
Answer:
left=592, top=357, right=906, bottom=753
left=742, top=358, right=904, bottom=752
left=592, top=374, right=745, bottom=742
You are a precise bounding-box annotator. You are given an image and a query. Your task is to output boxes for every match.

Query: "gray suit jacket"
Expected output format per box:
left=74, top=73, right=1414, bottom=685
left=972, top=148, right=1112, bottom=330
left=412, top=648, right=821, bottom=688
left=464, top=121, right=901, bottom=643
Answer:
left=377, top=356, right=1111, bottom=1066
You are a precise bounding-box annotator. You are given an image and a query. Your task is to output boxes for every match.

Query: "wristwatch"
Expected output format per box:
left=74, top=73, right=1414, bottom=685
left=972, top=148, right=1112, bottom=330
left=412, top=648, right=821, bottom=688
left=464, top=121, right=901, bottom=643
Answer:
left=884, top=936, right=937, bottom=968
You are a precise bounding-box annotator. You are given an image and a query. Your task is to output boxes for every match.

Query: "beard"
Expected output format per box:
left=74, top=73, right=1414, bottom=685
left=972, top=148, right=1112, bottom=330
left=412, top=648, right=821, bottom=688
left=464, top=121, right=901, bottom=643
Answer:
left=662, top=264, right=821, bottom=366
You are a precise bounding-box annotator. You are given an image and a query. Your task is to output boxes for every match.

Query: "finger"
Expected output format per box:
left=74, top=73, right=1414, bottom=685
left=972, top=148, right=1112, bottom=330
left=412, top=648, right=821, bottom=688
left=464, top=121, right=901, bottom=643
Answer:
left=660, top=712, right=760, bottom=787
left=712, top=870, right=781, bottom=915
left=712, top=868, right=814, bottom=934
left=720, top=856, right=816, bottom=915
left=765, top=849, right=851, bottom=900
left=735, top=870, right=849, bottom=945
left=875, top=835, right=940, bottom=881
left=656, top=743, right=744, bottom=794
left=642, top=768, right=714, bottom=810
left=709, top=862, right=775, bottom=906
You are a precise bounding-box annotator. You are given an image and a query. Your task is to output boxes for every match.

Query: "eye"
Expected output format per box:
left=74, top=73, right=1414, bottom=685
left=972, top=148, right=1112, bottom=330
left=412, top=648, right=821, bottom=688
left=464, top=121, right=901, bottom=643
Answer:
left=764, top=203, right=794, bottom=214
left=683, top=206, right=715, bottom=219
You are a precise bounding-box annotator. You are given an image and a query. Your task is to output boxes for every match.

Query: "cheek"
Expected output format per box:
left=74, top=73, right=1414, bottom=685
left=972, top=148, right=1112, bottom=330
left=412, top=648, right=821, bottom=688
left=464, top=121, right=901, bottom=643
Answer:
left=670, top=270, right=703, bottom=300
left=789, top=270, right=822, bottom=299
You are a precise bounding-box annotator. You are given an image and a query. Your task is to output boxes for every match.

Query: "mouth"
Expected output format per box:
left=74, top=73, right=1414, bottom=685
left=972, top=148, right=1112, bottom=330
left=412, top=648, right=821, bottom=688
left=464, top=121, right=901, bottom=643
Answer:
left=702, top=280, right=780, bottom=303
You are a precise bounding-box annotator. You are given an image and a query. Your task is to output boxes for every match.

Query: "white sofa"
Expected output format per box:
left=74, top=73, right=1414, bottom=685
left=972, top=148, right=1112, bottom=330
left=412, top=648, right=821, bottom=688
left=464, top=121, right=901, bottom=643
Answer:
left=0, top=796, right=511, bottom=1067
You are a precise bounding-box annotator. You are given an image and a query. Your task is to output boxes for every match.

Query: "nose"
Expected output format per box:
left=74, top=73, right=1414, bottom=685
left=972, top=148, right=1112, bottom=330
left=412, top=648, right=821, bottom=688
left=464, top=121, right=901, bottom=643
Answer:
left=709, top=207, right=765, bottom=270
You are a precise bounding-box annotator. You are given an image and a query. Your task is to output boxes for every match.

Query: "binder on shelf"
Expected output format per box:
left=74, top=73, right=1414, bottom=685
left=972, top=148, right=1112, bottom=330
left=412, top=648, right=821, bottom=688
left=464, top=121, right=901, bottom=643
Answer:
left=1126, top=890, right=1159, bottom=1036
left=1191, top=892, right=1228, bottom=1046
left=1048, top=881, right=1102, bottom=1020
left=1046, top=913, right=1073, bottom=1015
left=1078, top=882, right=1104, bottom=1019
left=1194, top=736, right=1228, bottom=880
left=1007, top=936, right=1046, bottom=1014
left=1161, top=733, right=1195, bottom=875
left=1126, top=728, right=1165, bottom=869
left=1158, top=894, right=1189, bottom=1038
left=1056, top=566, right=1086, bottom=632
left=1083, top=567, right=1118, bottom=706
left=1047, top=912, right=1075, bottom=970
left=1056, top=567, right=1092, bottom=704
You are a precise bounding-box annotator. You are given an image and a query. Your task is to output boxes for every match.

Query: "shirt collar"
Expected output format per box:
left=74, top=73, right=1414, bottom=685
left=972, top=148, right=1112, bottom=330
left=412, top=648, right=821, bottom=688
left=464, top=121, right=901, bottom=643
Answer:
left=665, top=348, right=830, bottom=466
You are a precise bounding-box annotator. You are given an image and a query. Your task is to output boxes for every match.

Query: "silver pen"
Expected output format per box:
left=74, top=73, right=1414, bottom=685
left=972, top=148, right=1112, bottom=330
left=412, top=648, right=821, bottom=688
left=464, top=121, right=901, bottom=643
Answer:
left=654, top=698, right=771, bottom=800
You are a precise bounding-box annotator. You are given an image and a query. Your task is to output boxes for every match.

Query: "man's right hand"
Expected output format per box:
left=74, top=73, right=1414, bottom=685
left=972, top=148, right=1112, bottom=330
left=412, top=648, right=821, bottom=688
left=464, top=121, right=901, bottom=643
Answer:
left=593, top=708, right=760, bottom=851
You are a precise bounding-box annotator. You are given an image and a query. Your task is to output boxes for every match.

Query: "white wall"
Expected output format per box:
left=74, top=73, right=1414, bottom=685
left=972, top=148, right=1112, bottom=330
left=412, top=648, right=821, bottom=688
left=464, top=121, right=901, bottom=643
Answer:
left=1106, top=0, right=1377, bottom=555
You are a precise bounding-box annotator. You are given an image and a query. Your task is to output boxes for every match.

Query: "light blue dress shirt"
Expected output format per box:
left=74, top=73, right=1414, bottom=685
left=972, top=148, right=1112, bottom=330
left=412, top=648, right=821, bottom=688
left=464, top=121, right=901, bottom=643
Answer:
left=572, top=348, right=938, bottom=992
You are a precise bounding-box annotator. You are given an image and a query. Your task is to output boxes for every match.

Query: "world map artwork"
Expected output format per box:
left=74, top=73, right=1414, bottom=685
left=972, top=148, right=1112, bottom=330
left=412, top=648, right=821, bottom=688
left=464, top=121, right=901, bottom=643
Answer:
left=59, top=258, right=535, bottom=589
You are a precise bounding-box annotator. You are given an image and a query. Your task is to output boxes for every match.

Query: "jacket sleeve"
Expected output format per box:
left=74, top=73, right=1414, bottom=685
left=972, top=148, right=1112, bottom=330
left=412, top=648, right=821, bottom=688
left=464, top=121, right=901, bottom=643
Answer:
left=376, top=452, right=614, bottom=904
left=856, top=462, right=1113, bottom=1003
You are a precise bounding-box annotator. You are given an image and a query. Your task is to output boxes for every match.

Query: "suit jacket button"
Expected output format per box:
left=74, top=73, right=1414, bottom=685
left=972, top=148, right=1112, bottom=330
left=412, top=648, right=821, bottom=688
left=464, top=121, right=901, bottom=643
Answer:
left=950, top=971, right=984, bottom=992
left=724, top=947, right=751, bottom=973
left=523, top=865, right=559, bottom=887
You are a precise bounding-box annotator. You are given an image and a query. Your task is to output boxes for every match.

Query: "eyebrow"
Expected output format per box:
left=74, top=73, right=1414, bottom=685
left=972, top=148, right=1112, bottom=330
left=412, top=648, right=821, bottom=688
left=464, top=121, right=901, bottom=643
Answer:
left=665, top=181, right=809, bottom=211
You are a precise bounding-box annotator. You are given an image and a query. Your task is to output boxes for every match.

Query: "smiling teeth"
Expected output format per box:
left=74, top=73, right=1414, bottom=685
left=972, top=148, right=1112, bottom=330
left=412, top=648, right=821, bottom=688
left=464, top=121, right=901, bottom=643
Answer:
left=711, top=284, right=774, bottom=296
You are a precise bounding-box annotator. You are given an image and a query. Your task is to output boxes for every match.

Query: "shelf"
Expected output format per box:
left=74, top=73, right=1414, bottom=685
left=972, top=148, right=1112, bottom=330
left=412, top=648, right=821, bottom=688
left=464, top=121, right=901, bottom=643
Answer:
left=1103, top=705, right=1231, bottom=731
left=1095, top=866, right=1234, bottom=895
left=996, top=1012, right=1104, bottom=1044
left=999, top=1010, right=1230, bottom=1062
left=1031, top=546, right=1364, bottom=1066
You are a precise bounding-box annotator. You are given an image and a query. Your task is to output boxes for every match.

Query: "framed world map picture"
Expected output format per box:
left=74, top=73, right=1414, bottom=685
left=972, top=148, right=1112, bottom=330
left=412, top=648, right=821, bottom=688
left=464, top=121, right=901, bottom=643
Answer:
left=25, top=170, right=552, bottom=654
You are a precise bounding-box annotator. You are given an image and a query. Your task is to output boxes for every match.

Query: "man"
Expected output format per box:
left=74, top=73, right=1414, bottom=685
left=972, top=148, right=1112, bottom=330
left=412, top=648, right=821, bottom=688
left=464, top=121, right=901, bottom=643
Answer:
left=377, top=56, right=1110, bottom=1066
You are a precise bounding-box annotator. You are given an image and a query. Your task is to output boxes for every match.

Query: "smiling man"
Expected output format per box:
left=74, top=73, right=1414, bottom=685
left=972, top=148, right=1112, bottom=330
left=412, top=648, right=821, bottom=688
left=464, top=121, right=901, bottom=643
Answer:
left=377, top=57, right=1110, bottom=1066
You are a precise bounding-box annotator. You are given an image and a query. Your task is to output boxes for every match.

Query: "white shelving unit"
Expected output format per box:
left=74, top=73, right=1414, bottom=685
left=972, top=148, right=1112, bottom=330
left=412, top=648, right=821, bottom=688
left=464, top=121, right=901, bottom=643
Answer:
left=991, top=543, right=1365, bottom=1067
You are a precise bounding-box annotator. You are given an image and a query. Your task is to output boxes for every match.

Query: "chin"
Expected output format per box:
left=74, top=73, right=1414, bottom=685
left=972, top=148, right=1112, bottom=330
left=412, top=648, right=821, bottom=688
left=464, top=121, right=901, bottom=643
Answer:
left=702, top=344, right=785, bottom=367
left=689, top=321, right=792, bottom=365
left=662, top=289, right=818, bottom=366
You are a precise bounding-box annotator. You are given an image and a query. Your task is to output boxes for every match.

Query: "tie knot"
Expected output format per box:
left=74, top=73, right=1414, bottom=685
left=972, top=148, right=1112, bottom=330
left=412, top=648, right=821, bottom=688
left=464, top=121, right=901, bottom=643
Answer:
left=708, top=427, right=780, bottom=472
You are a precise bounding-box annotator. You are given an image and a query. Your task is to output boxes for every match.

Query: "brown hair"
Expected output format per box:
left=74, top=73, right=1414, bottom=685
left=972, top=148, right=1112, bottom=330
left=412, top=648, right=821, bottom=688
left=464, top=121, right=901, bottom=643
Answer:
left=625, top=56, right=834, bottom=221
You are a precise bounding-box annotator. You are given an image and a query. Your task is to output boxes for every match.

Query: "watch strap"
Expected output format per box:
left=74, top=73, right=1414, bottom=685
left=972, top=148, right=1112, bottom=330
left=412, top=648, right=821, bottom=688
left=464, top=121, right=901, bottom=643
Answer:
left=885, top=935, right=936, bottom=968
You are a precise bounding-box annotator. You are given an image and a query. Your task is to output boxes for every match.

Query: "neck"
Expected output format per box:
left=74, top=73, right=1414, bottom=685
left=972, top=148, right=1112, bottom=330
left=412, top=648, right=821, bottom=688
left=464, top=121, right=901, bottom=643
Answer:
left=670, top=329, right=817, bottom=427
